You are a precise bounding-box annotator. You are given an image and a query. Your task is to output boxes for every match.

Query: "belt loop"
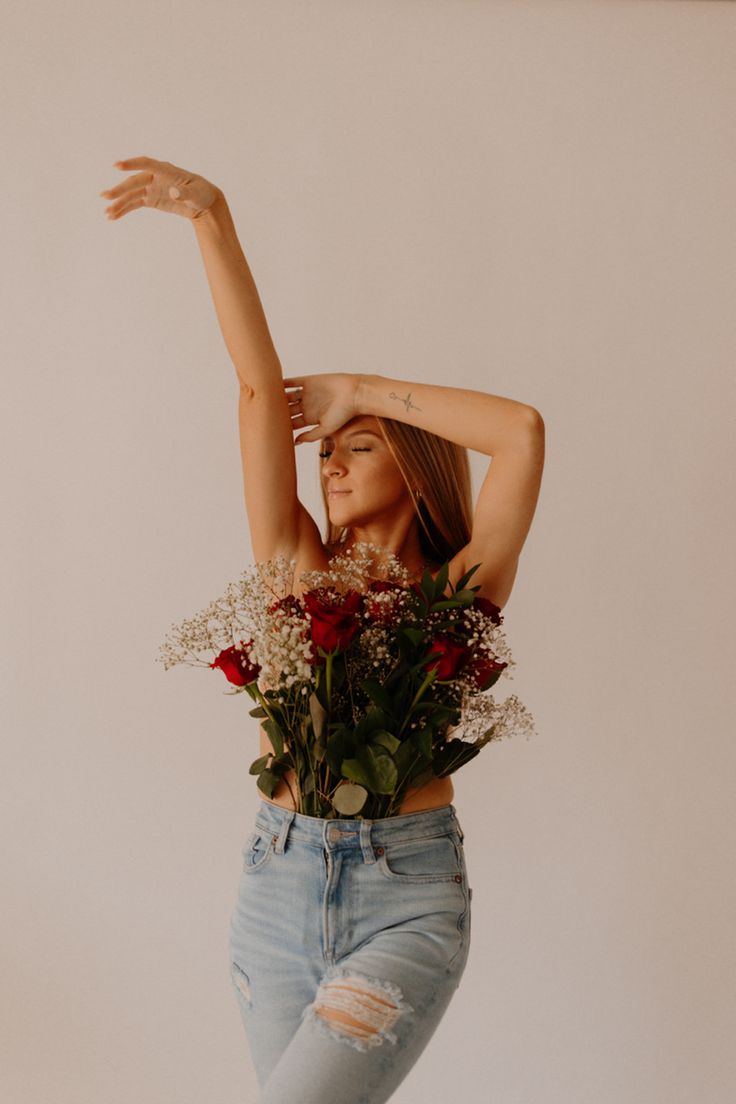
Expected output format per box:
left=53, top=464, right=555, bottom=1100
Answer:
left=273, top=810, right=295, bottom=854
left=359, top=818, right=376, bottom=864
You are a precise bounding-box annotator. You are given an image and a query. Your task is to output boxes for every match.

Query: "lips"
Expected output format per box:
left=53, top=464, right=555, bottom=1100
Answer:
left=328, top=489, right=352, bottom=496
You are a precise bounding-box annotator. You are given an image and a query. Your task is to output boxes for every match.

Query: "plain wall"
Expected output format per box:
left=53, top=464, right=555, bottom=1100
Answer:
left=2, top=2, right=735, bottom=1102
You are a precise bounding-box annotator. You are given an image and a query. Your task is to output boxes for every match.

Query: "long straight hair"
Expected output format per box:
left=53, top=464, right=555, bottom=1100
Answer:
left=320, top=416, right=473, bottom=563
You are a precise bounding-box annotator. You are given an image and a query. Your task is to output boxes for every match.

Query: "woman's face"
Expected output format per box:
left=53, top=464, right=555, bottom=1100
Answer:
left=319, top=416, right=413, bottom=529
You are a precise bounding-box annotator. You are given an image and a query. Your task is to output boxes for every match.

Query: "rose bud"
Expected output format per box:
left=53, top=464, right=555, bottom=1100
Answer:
left=303, top=588, right=363, bottom=653
left=467, top=653, right=508, bottom=690
left=472, top=595, right=503, bottom=625
left=268, top=594, right=306, bottom=619
left=424, top=632, right=469, bottom=680
left=210, top=640, right=261, bottom=686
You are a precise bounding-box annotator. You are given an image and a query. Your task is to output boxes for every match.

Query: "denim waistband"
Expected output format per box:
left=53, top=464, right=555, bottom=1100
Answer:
left=253, top=798, right=463, bottom=858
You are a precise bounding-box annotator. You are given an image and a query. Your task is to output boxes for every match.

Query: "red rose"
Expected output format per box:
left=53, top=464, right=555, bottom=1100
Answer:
left=211, top=639, right=261, bottom=686
left=303, top=588, right=363, bottom=654
left=268, top=595, right=306, bottom=619
left=467, top=652, right=508, bottom=690
left=364, top=580, right=406, bottom=625
left=424, top=633, right=469, bottom=680
left=472, top=595, right=502, bottom=625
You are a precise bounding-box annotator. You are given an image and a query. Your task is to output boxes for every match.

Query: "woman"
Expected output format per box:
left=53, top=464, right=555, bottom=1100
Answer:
left=101, top=157, right=545, bottom=1103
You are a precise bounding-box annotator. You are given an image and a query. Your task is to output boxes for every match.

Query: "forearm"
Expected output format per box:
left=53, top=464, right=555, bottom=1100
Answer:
left=191, top=191, right=282, bottom=392
left=356, top=373, right=539, bottom=455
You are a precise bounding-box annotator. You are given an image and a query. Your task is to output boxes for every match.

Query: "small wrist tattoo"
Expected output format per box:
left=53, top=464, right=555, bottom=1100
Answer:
left=388, top=390, right=422, bottom=413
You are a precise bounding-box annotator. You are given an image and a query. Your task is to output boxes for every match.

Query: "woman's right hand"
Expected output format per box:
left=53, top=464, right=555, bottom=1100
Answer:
left=100, top=156, right=221, bottom=222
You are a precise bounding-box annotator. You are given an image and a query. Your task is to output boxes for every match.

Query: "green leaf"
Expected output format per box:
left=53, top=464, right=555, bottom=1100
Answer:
left=248, top=705, right=268, bottom=719
left=433, top=560, right=450, bottom=597
left=248, top=753, right=271, bottom=775
left=370, top=730, right=400, bottom=755
left=400, top=627, right=426, bottom=647
left=347, top=745, right=397, bottom=794
left=360, top=678, right=394, bottom=715
left=410, top=727, right=433, bottom=761
left=406, top=765, right=435, bottom=790
left=431, top=738, right=482, bottom=778
left=261, top=718, right=284, bottom=757
left=420, top=566, right=435, bottom=602
left=256, top=768, right=281, bottom=797
left=353, top=705, right=387, bottom=741
left=341, top=757, right=371, bottom=788
left=456, top=563, right=482, bottom=591
left=431, top=597, right=467, bottom=611
left=309, top=691, right=327, bottom=741
left=332, top=782, right=368, bottom=816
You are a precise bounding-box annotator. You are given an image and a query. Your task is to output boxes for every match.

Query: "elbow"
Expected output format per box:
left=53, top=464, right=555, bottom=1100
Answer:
left=521, top=405, right=544, bottom=435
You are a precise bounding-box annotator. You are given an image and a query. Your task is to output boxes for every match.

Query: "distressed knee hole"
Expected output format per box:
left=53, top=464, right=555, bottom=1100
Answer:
left=308, top=970, right=412, bottom=1052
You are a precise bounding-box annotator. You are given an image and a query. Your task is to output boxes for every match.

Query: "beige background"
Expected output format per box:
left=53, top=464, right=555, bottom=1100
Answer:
left=2, top=1, right=735, bottom=1102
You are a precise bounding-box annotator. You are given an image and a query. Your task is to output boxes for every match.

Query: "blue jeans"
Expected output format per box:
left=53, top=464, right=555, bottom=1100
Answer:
left=228, top=799, right=473, bottom=1104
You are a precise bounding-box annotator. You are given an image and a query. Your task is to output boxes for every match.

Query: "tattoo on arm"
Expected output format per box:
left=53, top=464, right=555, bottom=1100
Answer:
left=388, top=390, right=422, bottom=414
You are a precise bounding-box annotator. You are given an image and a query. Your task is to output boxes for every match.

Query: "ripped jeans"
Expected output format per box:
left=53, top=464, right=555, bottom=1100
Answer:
left=228, top=799, right=472, bottom=1104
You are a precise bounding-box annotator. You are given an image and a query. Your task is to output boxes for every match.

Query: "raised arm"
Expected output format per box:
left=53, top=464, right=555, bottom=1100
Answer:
left=100, top=156, right=322, bottom=567
left=191, top=193, right=321, bottom=562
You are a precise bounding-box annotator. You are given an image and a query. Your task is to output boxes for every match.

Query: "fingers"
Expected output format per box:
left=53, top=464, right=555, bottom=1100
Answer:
left=282, top=377, right=303, bottom=389
left=113, top=157, right=163, bottom=170
left=102, top=185, right=149, bottom=220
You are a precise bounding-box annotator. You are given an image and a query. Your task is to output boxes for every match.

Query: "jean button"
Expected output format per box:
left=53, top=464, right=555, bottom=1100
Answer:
left=327, top=826, right=340, bottom=842
left=375, top=846, right=384, bottom=856
left=454, top=873, right=462, bottom=883
left=272, top=835, right=278, bottom=844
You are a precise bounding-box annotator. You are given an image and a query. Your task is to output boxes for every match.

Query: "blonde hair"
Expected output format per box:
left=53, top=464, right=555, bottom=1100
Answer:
left=320, top=417, right=473, bottom=563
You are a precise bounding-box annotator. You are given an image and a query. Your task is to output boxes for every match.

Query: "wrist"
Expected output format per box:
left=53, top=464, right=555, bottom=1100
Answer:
left=355, top=373, right=380, bottom=416
left=191, top=188, right=232, bottom=234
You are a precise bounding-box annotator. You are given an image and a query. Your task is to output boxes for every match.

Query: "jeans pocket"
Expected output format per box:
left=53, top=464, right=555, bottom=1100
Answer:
left=242, top=829, right=275, bottom=873
left=376, top=832, right=465, bottom=884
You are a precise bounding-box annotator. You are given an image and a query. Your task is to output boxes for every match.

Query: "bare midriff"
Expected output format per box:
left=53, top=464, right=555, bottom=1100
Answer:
left=257, top=727, right=454, bottom=816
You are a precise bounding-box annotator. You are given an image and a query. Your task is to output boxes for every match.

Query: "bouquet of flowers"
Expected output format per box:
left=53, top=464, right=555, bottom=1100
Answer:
left=157, top=542, right=535, bottom=819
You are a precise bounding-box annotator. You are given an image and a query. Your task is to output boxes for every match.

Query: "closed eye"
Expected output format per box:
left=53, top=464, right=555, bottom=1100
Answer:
left=318, top=446, right=372, bottom=459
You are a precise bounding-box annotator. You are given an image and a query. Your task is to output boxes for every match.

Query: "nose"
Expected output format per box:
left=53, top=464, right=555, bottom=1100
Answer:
left=324, top=451, right=348, bottom=479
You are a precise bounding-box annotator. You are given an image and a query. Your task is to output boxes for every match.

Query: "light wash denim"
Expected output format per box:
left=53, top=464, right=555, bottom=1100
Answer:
left=228, top=798, right=473, bottom=1104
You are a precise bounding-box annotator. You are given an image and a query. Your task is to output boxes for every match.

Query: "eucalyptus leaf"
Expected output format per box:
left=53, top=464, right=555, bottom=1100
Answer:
left=341, top=758, right=371, bottom=788
left=370, top=730, right=400, bottom=755
left=309, top=691, right=327, bottom=741
left=332, top=783, right=368, bottom=815
left=344, top=745, right=397, bottom=794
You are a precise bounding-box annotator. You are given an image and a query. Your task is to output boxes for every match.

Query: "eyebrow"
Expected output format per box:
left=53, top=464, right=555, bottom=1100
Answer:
left=323, top=429, right=382, bottom=444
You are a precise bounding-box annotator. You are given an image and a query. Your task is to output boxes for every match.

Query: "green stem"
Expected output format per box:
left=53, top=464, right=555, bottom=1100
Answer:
left=397, top=671, right=436, bottom=736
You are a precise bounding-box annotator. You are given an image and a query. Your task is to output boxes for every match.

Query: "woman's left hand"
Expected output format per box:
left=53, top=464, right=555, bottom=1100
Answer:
left=283, top=373, right=363, bottom=444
